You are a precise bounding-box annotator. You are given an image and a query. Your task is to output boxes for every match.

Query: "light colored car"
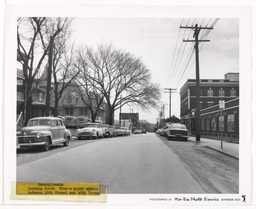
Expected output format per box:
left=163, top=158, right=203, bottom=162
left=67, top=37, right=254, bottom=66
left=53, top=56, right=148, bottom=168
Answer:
left=76, top=116, right=89, bottom=128
left=17, top=117, right=71, bottom=151
left=120, top=127, right=131, bottom=136
left=166, top=123, right=189, bottom=141
left=102, top=124, right=115, bottom=138
left=76, top=123, right=104, bottom=140
left=134, top=129, right=142, bottom=134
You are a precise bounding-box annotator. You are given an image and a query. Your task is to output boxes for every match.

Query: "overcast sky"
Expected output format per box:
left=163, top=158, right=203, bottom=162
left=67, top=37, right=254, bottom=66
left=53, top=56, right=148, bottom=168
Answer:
left=70, top=18, right=239, bottom=124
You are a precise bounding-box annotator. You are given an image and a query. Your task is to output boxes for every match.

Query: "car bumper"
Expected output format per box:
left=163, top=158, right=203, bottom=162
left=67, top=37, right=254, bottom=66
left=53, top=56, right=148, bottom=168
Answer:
left=168, top=134, right=188, bottom=139
left=18, top=141, right=47, bottom=147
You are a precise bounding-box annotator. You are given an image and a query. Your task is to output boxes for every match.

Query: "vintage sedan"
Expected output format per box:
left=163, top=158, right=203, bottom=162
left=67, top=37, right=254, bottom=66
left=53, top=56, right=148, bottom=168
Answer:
left=76, top=123, right=104, bottom=140
left=166, top=123, right=189, bottom=141
left=17, top=117, right=71, bottom=151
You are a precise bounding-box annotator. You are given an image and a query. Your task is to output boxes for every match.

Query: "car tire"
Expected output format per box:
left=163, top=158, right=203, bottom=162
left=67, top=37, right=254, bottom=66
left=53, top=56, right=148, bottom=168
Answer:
left=42, top=137, right=50, bottom=151
left=63, top=136, right=70, bottom=146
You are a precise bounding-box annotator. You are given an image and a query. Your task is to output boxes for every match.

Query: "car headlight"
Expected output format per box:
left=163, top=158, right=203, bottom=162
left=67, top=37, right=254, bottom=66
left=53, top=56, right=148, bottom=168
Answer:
left=92, top=129, right=96, bottom=134
left=36, top=133, right=42, bottom=138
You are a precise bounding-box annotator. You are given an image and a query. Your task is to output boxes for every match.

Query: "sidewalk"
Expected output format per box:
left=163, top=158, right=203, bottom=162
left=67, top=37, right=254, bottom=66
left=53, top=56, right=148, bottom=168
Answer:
left=188, top=136, right=239, bottom=159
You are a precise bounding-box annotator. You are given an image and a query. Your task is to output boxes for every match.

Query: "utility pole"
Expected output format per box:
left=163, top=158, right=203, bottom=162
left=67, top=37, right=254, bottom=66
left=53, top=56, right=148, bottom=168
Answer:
left=164, top=88, right=177, bottom=118
left=45, top=36, right=54, bottom=116
left=180, top=24, right=213, bottom=141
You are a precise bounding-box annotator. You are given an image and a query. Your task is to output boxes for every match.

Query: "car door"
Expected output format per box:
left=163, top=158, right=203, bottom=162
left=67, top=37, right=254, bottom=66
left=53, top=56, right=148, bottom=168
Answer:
left=50, top=119, right=60, bottom=142
left=58, top=119, right=65, bottom=140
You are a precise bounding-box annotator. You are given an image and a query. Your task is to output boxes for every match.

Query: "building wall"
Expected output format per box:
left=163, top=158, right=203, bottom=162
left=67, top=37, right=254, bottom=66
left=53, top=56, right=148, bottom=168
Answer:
left=180, top=74, right=239, bottom=142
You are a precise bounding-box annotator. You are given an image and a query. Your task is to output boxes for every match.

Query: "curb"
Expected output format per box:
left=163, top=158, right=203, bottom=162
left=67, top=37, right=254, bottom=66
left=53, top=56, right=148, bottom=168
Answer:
left=205, top=146, right=239, bottom=160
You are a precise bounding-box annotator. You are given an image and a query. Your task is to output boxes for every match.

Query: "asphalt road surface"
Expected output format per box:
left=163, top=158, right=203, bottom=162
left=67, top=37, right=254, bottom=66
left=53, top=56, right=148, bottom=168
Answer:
left=17, top=133, right=238, bottom=194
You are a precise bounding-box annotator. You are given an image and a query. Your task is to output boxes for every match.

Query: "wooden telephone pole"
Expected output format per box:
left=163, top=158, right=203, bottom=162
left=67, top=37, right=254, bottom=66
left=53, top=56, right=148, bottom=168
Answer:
left=180, top=24, right=213, bottom=141
left=164, top=88, right=177, bottom=118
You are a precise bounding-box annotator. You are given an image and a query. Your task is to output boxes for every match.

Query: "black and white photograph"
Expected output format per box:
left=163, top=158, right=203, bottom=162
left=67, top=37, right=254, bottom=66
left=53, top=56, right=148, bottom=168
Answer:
left=2, top=1, right=253, bottom=207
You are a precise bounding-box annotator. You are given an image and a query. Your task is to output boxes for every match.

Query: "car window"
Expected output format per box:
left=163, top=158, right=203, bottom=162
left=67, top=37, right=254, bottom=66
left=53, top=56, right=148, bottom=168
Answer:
left=171, top=124, right=186, bottom=129
left=58, top=120, right=64, bottom=126
left=52, top=120, right=58, bottom=127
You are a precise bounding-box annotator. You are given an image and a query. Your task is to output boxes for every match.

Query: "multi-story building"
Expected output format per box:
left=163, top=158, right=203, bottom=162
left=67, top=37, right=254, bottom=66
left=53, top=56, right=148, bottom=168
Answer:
left=57, top=83, right=106, bottom=123
left=17, top=54, right=54, bottom=126
left=180, top=73, right=239, bottom=142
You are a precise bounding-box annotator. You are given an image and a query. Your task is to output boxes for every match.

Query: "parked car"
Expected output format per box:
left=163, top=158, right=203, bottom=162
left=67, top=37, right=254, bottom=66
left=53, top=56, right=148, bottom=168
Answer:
left=102, top=124, right=115, bottom=138
left=76, top=116, right=89, bottom=128
left=116, top=127, right=125, bottom=136
left=165, top=123, right=189, bottom=141
left=76, top=123, right=104, bottom=140
left=160, top=125, right=169, bottom=136
left=120, top=127, right=131, bottom=136
left=109, top=125, right=117, bottom=137
left=134, top=129, right=142, bottom=134
left=17, top=117, right=71, bottom=151
left=142, top=129, right=147, bottom=134
left=64, top=116, right=77, bottom=128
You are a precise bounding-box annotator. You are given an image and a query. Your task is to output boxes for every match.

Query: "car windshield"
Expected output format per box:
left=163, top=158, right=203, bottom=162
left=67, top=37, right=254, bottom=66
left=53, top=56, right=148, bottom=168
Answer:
left=171, top=124, right=186, bottom=129
left=84, top=124, right=98, bottom=128
left=27, top=119, right=51, bottom=126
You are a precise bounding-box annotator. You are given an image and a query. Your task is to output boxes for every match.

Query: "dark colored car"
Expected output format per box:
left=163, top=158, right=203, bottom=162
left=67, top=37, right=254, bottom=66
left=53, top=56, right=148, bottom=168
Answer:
left=165, top=123, right=189, bottom=141
left=17, top=117, right=71, bottom=151
left=142, top=129, right=147, bottom=134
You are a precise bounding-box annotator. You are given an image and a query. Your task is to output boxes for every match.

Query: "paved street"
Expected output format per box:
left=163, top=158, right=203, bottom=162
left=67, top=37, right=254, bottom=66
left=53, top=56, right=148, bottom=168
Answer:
left=17, top=132, right=238, bottom=194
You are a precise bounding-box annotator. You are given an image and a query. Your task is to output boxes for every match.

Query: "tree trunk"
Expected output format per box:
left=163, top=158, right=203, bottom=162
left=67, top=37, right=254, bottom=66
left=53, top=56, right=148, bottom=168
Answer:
left=54, top=84, right=59, bottom=117
left=24, top=80, right=33, bottom=126
left=108, top=108, right=115, bottom=125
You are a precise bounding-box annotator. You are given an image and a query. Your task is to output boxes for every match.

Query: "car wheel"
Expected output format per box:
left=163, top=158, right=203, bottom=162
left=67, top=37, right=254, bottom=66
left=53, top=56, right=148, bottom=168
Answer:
left=42, top=137, right=50, bottom=151
left=63, top=136, right=70, bottom=146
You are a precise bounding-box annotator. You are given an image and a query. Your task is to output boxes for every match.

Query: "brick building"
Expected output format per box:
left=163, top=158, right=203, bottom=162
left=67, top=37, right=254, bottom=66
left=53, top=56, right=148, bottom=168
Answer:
left=180, top=73, right=239, bottom=141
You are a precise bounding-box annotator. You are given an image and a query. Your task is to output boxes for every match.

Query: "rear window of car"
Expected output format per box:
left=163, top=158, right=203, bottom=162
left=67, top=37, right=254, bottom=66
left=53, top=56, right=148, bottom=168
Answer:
left=171, top=124, right=186, bottom=129
left=84, top=124, right=98, bottom=128
left=27, top=119, right=51, bottom=126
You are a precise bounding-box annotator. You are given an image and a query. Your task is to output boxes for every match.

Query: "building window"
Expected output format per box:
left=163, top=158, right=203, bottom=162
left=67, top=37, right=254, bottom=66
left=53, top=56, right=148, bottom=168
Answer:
left=219, top=115, right=224, bottom=132
left=230, top=88, right=236, bottom=97
left=39, top=93, right=43, bottom=102
left=207, top=89, right=213, bottom=97
left=219, top=88, right=225, bottom=97
left=211, top=116, right=217, bottom=131
left=206, top=117, right=210, bottom=131
left=201, top=118, right=205, bottom=131
left=227, top=114, right=235, bottom=132
left=66, top=107, right=73, bottom=115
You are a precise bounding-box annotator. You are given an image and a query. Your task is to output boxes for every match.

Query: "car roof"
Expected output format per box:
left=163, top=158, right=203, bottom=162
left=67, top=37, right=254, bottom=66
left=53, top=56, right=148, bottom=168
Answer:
left=29, top=117, right=60, bottom=120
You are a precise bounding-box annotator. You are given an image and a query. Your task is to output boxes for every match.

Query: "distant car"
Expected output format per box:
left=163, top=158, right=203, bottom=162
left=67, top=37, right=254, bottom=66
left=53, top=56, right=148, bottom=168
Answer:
left=120, top=127, right=131, bottom=136
left=17, top=117, right=71, bottom=151
left=76, top=116, right=89, bottom=128
left=76, top=123, right=104, bottom=140
left=102, top=124, right=115, bottom=138
left=142, top=129, right=147, bottom=134
left=166, top=123, right=189, bottom=141
left=134, top=129, right=142, bottom=134
left=64, top=116, right=77, bottom=128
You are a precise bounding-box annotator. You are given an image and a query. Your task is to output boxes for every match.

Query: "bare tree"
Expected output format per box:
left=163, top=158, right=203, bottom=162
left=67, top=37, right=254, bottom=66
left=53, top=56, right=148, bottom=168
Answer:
left=74, top=53, right=105, bottom=122
left=17, top=17, right=73, bottom=124
left=52, top=41, right=80, bottom=116
left=75, top=44, right=161, bottom=125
